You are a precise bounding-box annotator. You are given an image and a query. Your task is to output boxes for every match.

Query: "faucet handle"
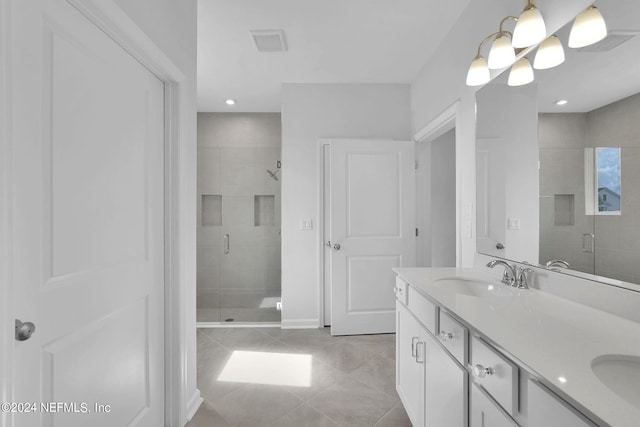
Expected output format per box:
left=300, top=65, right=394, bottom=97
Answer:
left=516, top=267, right=534, bottom=289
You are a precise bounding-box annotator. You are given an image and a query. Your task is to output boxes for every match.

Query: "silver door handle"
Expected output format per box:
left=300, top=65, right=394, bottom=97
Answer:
left=15, top=319, right=36, bottom=341
left=333, top=243, right=341, bottom=251
left=224, top=234, right=230, bottom=254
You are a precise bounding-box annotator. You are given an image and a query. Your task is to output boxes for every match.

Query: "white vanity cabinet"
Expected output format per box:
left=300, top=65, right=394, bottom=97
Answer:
left=424, top=330, right=468, bottom=427
left=528, top=380, right=597, bottom=427
left=395, top=278, right=467, bottom=427
left=396, top=300, right=426, bottom=426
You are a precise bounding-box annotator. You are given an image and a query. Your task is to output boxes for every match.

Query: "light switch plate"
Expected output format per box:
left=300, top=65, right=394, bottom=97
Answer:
left=300, top=218, right=313, bottom=230
left=507, top=218, right=521, bottom=230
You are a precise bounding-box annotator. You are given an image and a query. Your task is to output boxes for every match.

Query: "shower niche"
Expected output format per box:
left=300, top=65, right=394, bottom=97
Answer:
left=196, top=113, right=282, bottom=324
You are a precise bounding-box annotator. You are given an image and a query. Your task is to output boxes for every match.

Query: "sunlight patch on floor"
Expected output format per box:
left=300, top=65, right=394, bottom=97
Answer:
left=217, top=350, right=312, bottom=387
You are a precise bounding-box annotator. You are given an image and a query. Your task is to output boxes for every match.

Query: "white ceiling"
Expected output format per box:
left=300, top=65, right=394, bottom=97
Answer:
left=197, top=0, right=470, bottom=112
left=535, top=0, right=640, bottom=113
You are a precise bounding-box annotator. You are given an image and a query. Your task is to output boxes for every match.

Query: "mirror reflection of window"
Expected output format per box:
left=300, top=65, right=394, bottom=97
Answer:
left=596, top=147, right=621, bottom=214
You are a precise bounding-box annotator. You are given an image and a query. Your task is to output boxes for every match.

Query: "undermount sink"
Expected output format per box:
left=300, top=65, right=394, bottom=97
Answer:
left=591, top=355, right=640, bottom=409
left=433, top=278, right=512, bottom=298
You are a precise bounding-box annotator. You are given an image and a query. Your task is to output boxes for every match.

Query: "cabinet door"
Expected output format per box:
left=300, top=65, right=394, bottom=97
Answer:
left=396, top=301, right=425, bottom=427
left=470, top=384, right=519, bottom=427
left=528, top=380, right=596, bottom=427
left=425, top=333, right=468, bottom=427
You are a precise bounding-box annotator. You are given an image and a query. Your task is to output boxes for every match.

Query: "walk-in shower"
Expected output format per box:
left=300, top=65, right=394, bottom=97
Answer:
left=196, top=112, right=282, bottom=325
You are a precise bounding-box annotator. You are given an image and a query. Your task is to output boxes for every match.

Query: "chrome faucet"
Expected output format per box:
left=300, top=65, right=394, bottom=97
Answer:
left=486, top=260, right=516, bottom=286
left=487, top=260, right=534, bottom=289
left=545, top=259, right=570, bottom=270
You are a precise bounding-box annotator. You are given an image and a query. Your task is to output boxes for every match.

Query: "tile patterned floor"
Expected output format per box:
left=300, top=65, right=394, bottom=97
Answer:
left=187, top=327, right=412, bottom=427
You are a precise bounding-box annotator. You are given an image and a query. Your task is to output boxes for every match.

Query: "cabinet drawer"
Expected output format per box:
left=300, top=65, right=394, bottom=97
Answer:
left=407, top=286, right=437, bottom=335
left=470, top=336, right=519, bottom=416
left=470, top=383, right=519, bottom=427
left=528, top=380, right=596, bottom=427
left=438, top=311, right=468, bottom=366
left=395, top=277, right=408, bottom=306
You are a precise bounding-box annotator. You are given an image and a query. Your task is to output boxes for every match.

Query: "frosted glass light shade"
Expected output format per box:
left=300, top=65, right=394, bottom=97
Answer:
left=466, top=57, right=490, bottom=86
left=569, top=6, right=607, bottom=48
left=488, top=35, right=516, bottom=69
left=512, top=6, right=547, bottom=48
left=508, top=57, right=534, bottom=86
left=534, top=36, right=565, bottom=69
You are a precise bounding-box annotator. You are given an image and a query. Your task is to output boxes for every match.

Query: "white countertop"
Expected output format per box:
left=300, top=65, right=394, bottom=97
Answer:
left=394, top=267, right=640, bottom=427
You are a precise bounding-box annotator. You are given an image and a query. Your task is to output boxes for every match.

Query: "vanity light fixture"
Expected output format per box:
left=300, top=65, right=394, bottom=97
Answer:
left=225, top=99, right=236, bottom=106
left=487, top=16, right=519, bottom=70
left=534, top=35, right=565, bottom=69
left=465, top=2, right=607, bottom=87
left=568, top=6, right=607, bottom=48
left=466, top=55, right=491, bottom=87
left=512, top=0, right=547, bottom=48
left=508, top=57, right=534, bottom=86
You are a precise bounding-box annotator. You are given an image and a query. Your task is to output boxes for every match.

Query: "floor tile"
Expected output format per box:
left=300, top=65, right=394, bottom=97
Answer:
left=267, top=403, right=340, bottom=427
left=185, top=400, right=232, bottom=427
left=373, top=403, right=412, bottom=427
left=349, top=351, right=398, bottom=398
left=308, top=376, right=398, bottom=427
left=210, top=384, right=303, bottom=427
left=313, top=341, right=372, bottom=373
left=195, top=327, right=400, bottom=427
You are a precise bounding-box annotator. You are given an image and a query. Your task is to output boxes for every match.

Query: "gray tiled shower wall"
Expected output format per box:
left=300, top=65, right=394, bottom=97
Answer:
left=538, top=93, right=640, bottom=284
left=196, top=113, right=282, bottom=322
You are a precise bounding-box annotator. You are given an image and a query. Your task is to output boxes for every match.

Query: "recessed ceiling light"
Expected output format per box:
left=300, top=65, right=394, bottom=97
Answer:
left=558, top=376, right=567, bottom=383
left=555, top=99, right=568, bottom=106
left=225, top=99, right=236, bottom=106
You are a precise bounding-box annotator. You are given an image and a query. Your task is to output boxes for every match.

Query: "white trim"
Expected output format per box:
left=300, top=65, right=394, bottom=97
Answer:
left=197, top=323, right=281, bottom=329
left=185, top=389, right=204, bottom=422
left=317, top=140, right=329, bottom=327
left=281, top=319, right=322, bottom=329
left=0, top=2, right=14, bottom=427
left=0, top=1, right=197, bottom=426
left=413, top=101, right=463, bottom=267
left=413, top=101, right=459, bottom=143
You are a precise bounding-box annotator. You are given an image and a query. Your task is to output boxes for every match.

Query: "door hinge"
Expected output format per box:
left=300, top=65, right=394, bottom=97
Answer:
left=415, top=228, right=419, bottom=237
left=415, top=160, right=419, bottom=170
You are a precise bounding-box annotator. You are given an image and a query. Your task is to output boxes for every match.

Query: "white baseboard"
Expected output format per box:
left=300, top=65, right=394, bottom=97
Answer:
left=185, top=389, right=204, bottom=423
left=280, top=318, right=321, bottom=329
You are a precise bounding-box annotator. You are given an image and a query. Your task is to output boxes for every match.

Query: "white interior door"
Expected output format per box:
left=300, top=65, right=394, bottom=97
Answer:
left=9, top=1, right=165, bottom=426
left=476, top=138, right=506, bottom=257
left=328, top=139, right=415, bottom=336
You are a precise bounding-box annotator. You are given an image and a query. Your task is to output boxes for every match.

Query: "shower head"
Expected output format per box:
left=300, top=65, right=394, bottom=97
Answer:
left=267, top=169, right=280, bottom=181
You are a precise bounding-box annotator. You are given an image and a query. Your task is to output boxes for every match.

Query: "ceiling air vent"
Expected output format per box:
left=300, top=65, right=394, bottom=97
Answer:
left=250, top=30, right=287, bottom=52
left=577, top=30, right=640, bottom=53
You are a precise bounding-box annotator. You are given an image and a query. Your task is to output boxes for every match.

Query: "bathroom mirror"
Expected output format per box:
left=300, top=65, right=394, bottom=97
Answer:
left=475, top=0, right=640, bottom=286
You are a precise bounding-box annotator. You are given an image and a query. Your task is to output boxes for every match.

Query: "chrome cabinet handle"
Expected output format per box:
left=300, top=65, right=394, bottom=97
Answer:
left=411, top=336, right=419, bottom=357
left=415, top=341, right=425, bottom=364
left=472, top=364, right=493, bottom=378
left=333, top=243, right=341, bottom=251
left=15, top=319, right=36, bottom=341
left=224, top=234, right=230, bottom=254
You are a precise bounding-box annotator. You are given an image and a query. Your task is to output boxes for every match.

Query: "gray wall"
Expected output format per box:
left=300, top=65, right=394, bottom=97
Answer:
left=281, top=83, right=411, bottom=327
left=430, top=129, right=456, bottom=267
left=196, top=113, right=282, bottom=321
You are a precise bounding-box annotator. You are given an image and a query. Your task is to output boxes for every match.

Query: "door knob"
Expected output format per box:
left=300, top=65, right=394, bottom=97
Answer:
left=333, top=243, right=341, bottom=251
left=15, top=319, right=36, bottom=341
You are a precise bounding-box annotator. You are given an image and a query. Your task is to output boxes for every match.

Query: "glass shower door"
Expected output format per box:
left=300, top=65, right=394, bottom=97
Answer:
left=196, top=146, right=281, bottom=324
